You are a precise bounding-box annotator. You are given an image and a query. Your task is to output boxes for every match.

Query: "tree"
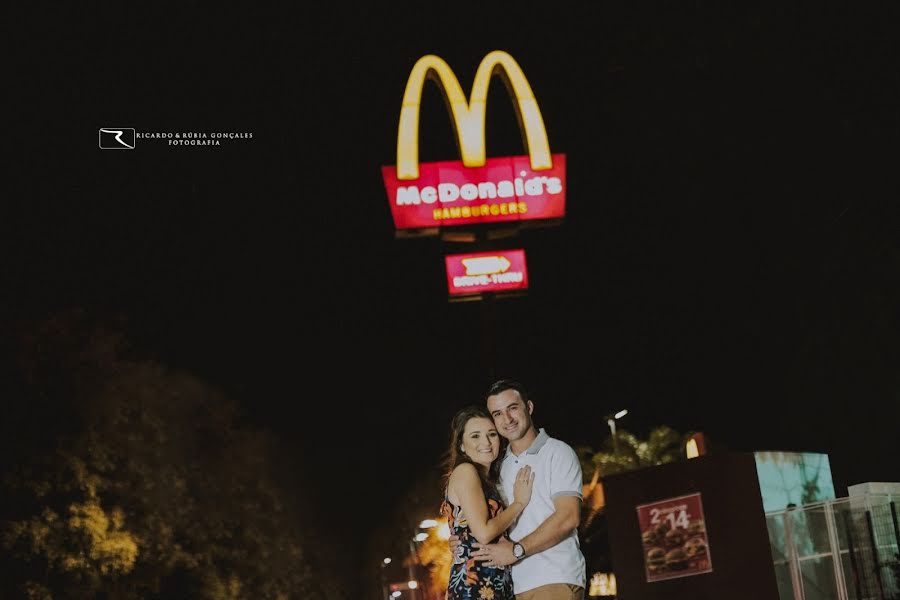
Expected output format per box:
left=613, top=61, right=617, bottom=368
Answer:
left=415, top=528, right=453, bottom=600
left=580, top=426, right=686, bottom=517
left=0, top=311, right=342, bottom=599
left=577, top=426, right=688, bottom=574
left=363, top=463, right=447, bottom=600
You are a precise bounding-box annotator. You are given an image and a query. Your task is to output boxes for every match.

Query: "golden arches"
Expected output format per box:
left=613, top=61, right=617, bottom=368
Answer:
left=396, top=50, right=553, bottom=180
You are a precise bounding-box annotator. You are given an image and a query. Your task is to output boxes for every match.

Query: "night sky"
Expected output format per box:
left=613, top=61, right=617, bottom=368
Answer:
left=9, top=1, right=900, bottom=578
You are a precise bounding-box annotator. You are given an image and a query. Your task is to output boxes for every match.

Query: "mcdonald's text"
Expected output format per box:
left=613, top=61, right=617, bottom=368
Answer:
left=383, top=154, right=565, bottom=230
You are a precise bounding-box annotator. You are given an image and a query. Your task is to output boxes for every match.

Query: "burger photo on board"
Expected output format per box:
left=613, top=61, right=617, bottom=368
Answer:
left=665, top=548, right=690, bottom=570
left=645, top=547, right=667, bottom=574
left=684, top=536, right=708, bottom=558
left=642, top=528, right=662, bottom=546
left=688, top=519, right=706, bottom=536
left=664, top=527, right=686, bottom=547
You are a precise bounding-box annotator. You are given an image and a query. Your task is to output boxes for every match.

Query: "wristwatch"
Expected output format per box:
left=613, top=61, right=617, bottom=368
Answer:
left=512, top=541, right=526, bottom=560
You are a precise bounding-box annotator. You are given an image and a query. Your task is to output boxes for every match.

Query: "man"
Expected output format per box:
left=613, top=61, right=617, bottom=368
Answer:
left=458, top=379, right=586, bottom=600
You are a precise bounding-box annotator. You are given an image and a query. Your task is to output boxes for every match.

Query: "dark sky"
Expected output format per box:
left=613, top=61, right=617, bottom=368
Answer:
left=9, top=0, right=900, bottom=572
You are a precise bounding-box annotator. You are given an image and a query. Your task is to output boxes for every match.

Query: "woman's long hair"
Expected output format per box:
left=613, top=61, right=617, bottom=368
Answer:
left=442, top=405, right=504, bottom=503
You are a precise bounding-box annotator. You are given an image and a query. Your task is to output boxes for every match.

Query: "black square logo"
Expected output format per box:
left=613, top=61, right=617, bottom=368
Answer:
left=99, top=128, right=135, bottom=149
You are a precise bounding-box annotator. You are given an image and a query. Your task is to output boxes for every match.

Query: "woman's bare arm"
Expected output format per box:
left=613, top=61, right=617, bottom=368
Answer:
left=448, top=464, right=527, bottom=544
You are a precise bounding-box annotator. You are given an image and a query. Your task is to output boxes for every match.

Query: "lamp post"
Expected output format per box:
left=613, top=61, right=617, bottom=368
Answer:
left=407, top=539, right=419, bottom=600
left=379, top=557, right=392, bottom=600
left=606, top=409, right=628, bottom=455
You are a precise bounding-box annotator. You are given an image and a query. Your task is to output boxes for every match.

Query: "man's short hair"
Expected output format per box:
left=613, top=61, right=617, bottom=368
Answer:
left=486, top=378, right=530, bottom=403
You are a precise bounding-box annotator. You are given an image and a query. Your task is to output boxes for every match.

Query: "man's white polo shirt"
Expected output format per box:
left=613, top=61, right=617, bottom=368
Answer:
left=499, top=428, right=586, bottom=594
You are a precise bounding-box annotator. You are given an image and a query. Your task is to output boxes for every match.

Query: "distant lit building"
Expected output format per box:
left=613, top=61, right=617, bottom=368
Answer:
left=588, top=572, right=617, bottom=596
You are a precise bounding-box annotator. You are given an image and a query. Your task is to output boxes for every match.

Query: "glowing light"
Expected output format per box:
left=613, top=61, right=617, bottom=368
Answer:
left=414, top=532, right=428, bottom=542
left=383, top=557, right=392, bottom=565
left=396, top=51, right=552, bottom=180
left=589, top=572, right=617, bottom=596
left=461, top=256, right=511, bottom=276
left=437, top=523, right=451, bottom=540
left=392, top=592, right=402, bottom=598
left=614, top=409, right=628, bottom=419
left=686, top=438, right=699, bottom=459
left=408, top=580, right=418, bottom=589
left=419, top=519, right=438, bottom=528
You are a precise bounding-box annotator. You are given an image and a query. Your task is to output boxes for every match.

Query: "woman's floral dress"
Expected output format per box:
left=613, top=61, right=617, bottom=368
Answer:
left=441, top=490, right=514, bottom=600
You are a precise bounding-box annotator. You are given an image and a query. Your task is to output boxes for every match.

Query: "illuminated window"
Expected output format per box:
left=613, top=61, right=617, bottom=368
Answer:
left=588, top=572, right=617, bottom=597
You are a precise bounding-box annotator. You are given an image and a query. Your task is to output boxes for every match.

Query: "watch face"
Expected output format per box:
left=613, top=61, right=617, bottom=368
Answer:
left=513, top=543, right=524, bottom=558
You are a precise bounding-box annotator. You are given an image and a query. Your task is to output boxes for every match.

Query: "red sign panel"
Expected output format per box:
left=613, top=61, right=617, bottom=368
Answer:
left=636, top=493, right=713, bottom=583
left=382, top=154, right=566, bottom=231
left=445, top=249, right=529, bottom=297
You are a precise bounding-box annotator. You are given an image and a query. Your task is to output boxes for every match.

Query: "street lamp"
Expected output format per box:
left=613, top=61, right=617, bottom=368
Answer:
left=605, top=409, right=628, bottom=455
left=407, top=538, right=419, bottom=600
left=379, top=556, right=393, bottom=600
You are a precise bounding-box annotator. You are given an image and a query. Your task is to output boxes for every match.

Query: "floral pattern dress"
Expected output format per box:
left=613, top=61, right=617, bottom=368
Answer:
left=441, top=490, right=514, bottom=600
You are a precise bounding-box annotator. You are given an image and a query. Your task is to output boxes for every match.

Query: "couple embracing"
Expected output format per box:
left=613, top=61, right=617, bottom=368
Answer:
left=441, top=379, right=586, bottom=600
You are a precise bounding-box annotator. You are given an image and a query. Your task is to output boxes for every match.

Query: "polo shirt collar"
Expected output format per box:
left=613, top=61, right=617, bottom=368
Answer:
left=507, top=428, right=549, bottom=457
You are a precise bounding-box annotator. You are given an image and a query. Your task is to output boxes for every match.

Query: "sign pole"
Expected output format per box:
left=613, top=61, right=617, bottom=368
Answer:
left=481, top=291, right=497, bottom=379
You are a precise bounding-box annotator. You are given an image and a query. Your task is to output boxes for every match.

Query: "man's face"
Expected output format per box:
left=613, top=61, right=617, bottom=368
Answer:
left=486, top=389, right=533, bottom=442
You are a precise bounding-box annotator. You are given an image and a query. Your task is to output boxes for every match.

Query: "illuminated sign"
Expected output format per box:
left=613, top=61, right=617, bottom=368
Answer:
left=636, top=493, right=713, bottom=583
left=685, top=433, right=707, bottom=459
left=383, top=51, right=566, bottom=232
left=445, top=249, right=529, bottom=297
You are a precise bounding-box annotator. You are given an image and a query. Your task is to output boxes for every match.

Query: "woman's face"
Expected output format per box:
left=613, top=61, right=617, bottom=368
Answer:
left=460, top=416, right=500, bottom=468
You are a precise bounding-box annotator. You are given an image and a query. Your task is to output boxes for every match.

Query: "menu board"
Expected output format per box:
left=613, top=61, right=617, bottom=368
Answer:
left=636, top=492, right=713, bottom=582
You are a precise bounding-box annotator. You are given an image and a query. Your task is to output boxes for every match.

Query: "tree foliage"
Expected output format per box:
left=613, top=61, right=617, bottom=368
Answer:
left=584, top=425, right=685, bottom=480
left=416, top=529, right=452, bottom=600
left=0, top=312, right=342, bottom=599
left=578, top=426, right=688, bottom=542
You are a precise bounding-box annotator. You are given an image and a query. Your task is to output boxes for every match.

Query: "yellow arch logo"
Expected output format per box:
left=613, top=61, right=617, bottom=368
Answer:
left=396, top=50, right=553, bottom=180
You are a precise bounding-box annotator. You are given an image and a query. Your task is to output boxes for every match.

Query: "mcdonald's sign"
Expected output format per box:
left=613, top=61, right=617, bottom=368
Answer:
left=382, top=51, right=566, bottom=234
left=445, top=248, right=529, bottom=297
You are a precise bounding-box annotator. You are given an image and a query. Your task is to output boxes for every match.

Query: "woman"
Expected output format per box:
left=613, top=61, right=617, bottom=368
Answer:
left=441, top=405, right=534, bottom=600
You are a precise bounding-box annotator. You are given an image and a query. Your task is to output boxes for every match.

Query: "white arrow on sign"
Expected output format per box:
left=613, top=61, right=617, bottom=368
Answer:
left=461, top=256, right=511, bottom=276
